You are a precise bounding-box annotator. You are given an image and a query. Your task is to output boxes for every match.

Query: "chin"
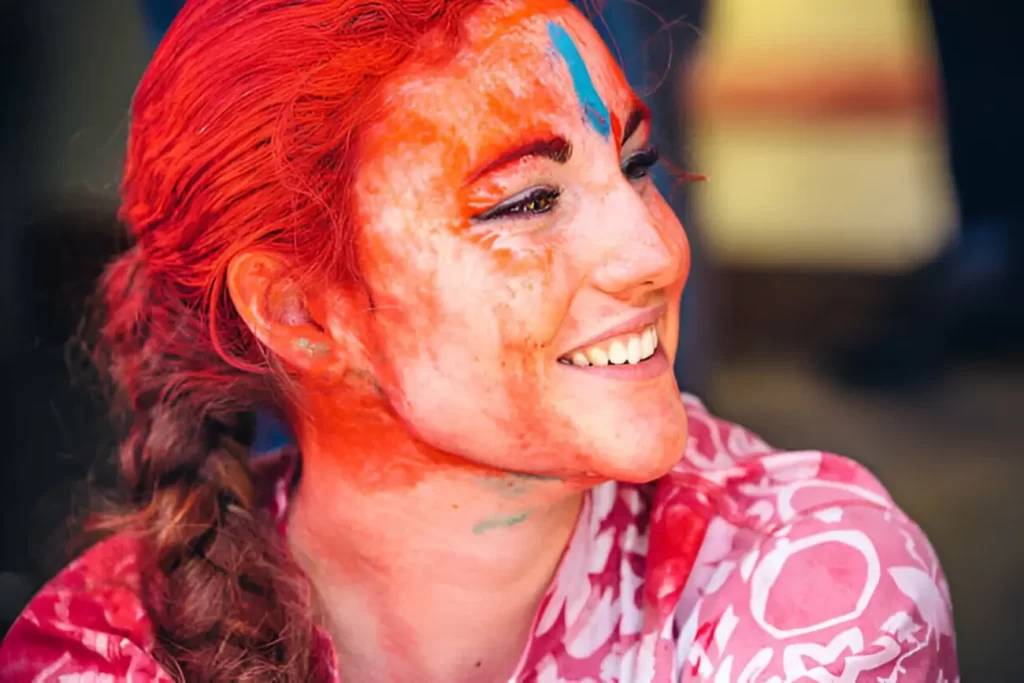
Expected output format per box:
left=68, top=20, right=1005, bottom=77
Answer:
left=582, top=403, right=690, bottom=484
left=548, top=375, right=688, bottom=482
left=603, top=436, right=688, bottom=483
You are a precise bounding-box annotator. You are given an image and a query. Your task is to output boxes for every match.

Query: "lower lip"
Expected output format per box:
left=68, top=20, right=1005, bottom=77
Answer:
left=556, top=346, right=671, bottom=381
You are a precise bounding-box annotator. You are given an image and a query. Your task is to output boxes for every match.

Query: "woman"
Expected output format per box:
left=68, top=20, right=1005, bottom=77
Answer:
left=0, top=0, right=957, bottom=680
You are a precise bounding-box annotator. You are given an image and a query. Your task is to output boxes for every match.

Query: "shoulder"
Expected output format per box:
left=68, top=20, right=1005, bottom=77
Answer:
left=0, top=535, right=174, bottom=682
left=661, top=396, right=959, bottom=681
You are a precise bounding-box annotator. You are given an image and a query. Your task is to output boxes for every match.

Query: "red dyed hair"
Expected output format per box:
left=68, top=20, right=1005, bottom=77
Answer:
left=94, top=0, right=485, bottom=679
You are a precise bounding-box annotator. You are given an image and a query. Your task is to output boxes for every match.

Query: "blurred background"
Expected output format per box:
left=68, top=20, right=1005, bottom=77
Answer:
left=1, top=0, right=1021, bottom=680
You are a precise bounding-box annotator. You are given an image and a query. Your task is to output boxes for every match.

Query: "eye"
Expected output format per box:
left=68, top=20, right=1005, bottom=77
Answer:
left=473, top=186, right=561, bottom=222
left=622, top=145, right=659, bottom=180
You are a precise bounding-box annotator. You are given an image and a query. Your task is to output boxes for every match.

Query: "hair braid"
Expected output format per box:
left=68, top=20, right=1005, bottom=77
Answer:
left=88, top=0, right=489, bottom=678
left=94, top=249, right=313, bottom=681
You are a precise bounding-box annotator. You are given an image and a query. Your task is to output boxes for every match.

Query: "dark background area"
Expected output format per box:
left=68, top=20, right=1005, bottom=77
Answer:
left=1, top=1, right=148, bottom=596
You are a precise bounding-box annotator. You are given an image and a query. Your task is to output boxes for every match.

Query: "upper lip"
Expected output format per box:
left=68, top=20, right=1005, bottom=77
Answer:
left=559, top=304, right=666, bottom=358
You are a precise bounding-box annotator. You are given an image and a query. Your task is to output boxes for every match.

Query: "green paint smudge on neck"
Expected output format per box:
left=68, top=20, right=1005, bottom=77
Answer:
left=511, top=472, right=562, bottom=482
left=472, top=511, right=531, bottom=535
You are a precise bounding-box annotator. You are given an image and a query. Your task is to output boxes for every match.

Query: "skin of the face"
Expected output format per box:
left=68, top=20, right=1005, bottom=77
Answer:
left=223, top=3, right=693, bottom=678
left=347, top=0, right=692, bottom=485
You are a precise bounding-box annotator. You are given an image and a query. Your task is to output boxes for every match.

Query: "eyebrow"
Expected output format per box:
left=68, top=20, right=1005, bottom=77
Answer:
left=463, top=104, right=650, bottom=184
left=465, top=136, right=572, bottom=184
left=620, top=104, right=651, bottom=146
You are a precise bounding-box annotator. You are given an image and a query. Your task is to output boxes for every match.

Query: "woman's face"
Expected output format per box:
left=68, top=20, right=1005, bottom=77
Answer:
left=353, top=0, right=690, bottom=483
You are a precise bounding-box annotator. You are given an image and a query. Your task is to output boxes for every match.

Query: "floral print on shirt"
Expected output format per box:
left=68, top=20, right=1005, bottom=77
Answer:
left=0, top=395, right=958, bottom=682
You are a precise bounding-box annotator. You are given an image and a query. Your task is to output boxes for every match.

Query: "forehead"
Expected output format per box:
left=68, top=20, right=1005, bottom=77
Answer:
left=359, top=0, right=635, bottom=174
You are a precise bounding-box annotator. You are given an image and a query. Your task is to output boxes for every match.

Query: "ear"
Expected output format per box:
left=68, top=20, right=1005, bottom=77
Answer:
left=226, top=250, right=367, bottom=379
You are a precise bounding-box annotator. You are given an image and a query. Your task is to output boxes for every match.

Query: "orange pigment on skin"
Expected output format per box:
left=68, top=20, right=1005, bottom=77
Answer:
left=304, top=0, right=685, bottom=494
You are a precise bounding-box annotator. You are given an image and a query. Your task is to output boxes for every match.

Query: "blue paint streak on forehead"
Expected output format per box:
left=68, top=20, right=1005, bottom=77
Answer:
left=547, top=21, right=611, bottom=139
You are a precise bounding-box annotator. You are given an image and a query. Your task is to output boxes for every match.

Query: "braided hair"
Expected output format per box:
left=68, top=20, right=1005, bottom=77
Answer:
left=90, top=0, right=486, bottom=678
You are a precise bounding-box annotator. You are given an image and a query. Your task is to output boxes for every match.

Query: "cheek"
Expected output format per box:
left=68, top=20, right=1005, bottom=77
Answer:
left=356, top=226, right=453, bottom=406
left=493, top=251, right=581, bottom=363
left=454, top=212, right=557, bottom=277
left=359, top=197, right=574, bottom=379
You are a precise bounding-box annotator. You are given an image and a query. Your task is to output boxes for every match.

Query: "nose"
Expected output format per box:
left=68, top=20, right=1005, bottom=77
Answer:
left=587, top=183, right=689, bottom=301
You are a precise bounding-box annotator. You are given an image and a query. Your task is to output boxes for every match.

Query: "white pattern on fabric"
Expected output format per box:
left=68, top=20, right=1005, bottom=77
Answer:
left=1, top=396, right=957, bottom=682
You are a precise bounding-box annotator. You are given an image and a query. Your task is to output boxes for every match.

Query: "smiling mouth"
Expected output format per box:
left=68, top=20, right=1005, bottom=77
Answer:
left=557, top=324, right=659, bottom=367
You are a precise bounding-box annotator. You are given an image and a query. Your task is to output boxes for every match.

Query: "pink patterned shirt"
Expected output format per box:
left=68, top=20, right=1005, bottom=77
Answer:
left=1, top=396, right=958, bottom=682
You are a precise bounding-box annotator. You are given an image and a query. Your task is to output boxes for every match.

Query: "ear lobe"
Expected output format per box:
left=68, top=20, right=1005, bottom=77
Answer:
left=226, top=250, right=348, bottom=377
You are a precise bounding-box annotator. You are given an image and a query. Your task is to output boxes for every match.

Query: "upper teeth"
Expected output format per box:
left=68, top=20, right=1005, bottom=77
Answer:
left=563, top=325, right=659, bottom=367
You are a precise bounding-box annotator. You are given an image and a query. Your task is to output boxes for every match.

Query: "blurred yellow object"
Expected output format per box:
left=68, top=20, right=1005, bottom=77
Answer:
left=685, top=0, right=956, bottom=271
left=708, top=0, right=933, bottom=60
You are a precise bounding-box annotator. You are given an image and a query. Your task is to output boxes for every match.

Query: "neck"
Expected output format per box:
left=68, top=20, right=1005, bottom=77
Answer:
left=285, top=389, right=584, bottom=683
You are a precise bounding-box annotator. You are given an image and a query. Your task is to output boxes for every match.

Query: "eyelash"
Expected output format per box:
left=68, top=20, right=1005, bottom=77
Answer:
left=474, top=145, right=660, bottom=222
left=474, top=187, right=561, bottom=222
left=623, top=145, right=659, bottom=180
